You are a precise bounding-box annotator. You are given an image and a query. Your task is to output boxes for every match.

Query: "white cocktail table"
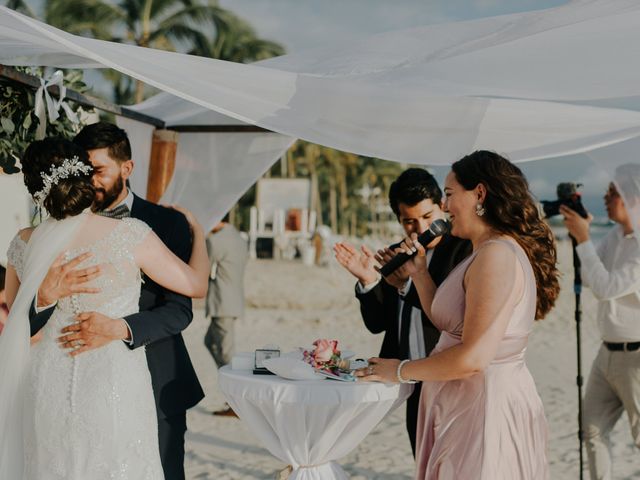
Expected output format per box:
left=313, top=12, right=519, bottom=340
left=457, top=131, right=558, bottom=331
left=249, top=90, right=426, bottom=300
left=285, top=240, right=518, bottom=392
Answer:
left=218, top=366, right=412, bottom=479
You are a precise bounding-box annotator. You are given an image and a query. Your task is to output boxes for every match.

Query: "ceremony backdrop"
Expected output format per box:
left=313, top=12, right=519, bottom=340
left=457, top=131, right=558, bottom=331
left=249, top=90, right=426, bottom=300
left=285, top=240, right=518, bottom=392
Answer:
left=2, top=0, right=640, bottom=230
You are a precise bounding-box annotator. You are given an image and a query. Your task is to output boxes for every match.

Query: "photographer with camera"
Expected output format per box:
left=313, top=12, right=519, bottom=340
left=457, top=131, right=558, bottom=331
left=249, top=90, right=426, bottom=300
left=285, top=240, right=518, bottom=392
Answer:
left=561, top=172, right=640, bottom=480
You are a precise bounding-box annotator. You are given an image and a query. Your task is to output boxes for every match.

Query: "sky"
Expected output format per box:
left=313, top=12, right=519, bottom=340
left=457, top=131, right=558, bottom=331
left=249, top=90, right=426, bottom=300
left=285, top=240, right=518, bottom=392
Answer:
left=20, top=0, right=611, bottom=218
left=217, top=0, right=565, bottom=53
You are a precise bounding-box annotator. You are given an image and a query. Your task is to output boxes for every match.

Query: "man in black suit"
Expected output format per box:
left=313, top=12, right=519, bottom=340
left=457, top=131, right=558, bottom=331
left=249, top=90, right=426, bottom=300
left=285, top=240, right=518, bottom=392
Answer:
left=30, top=122, right=204, bottom=480
left=334, top=168, right=470, bottom=456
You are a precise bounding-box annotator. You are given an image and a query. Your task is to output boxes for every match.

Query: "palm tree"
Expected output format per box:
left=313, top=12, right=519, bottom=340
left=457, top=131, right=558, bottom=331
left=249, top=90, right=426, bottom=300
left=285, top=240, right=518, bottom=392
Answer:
left=43, top=0, right=284, bottom=103
left=5, top=0, right=35, bottom=17
left=188, top=9, right=285, bottom=63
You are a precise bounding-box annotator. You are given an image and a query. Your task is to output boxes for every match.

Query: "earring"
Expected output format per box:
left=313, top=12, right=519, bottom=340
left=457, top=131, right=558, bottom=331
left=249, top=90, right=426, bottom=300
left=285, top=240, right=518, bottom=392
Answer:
left=475, top=203, right=485, bottom=217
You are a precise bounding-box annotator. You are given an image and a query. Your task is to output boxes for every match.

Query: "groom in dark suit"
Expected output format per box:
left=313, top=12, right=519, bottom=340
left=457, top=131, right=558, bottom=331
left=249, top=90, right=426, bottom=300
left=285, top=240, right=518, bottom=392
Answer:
left=30, top=122, right=204, bottom=480
left=334, top=168, right=470, bottom=456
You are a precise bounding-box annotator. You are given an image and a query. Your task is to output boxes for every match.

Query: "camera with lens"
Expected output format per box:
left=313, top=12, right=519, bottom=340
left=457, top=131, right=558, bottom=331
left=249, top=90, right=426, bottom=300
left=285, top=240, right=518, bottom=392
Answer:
left=541, top=182, right=589, bottom=219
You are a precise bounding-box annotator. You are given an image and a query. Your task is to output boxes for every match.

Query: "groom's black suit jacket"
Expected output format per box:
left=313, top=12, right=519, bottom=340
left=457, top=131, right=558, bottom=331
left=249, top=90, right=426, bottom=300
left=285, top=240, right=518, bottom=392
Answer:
left=29, top=194, right=204, bottom=419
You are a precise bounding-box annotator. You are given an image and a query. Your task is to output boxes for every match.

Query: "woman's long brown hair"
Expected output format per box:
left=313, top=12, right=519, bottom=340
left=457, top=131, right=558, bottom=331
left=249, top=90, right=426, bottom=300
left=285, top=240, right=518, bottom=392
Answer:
left=452, top=150, right=559, bottom=320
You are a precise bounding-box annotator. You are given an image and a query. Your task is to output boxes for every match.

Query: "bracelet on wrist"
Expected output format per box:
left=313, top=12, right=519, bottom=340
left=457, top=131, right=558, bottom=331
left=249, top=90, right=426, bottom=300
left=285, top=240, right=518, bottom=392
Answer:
left=397, top=359, right=417, bottom=384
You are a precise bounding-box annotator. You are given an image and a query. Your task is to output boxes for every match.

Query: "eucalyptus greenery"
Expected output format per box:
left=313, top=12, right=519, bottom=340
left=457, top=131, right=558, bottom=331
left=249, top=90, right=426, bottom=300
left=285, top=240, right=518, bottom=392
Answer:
left=0, top=67, right=93, bottom=174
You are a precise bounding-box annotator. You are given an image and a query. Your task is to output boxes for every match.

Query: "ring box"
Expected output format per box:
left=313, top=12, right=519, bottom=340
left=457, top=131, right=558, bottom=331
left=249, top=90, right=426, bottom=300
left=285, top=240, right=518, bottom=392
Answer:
left=253, top=348, right=280, bottom=375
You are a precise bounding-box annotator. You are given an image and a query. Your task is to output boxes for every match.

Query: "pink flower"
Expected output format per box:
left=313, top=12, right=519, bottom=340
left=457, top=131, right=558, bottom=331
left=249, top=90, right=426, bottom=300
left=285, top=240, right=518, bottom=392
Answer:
left=313, top=339, right=338, bottom=363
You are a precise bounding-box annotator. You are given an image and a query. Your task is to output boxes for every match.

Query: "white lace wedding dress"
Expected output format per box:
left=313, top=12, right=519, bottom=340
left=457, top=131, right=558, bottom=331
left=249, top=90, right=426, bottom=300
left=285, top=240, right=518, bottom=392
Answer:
left=7, top=218, right=164, bottom=480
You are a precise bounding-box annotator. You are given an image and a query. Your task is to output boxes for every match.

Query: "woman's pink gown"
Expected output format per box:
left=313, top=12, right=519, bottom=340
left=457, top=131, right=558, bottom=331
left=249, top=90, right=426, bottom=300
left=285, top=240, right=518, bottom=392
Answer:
left=415, top=239, right=548, bottom=480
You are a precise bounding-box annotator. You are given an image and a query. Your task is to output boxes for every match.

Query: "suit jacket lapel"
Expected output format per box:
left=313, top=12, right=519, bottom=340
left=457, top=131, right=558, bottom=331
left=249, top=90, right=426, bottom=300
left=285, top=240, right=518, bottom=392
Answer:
left=130, top=193, right=143, bottom=219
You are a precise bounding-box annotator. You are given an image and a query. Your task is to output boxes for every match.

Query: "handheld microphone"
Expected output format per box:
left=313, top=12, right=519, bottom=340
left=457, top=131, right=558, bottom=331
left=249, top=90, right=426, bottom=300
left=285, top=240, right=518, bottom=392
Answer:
left=379, top=219, right=450, bottom=277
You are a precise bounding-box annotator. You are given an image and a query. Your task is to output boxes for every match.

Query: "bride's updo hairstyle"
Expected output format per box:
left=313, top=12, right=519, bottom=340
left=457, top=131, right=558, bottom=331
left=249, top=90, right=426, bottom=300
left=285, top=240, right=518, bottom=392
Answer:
left=451, top=150, right=560, bottom=320
left=22, top=137, right=95, bottom=220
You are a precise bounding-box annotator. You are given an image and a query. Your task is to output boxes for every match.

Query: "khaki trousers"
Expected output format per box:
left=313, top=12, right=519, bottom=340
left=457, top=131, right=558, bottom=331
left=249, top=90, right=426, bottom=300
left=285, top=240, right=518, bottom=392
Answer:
left=204, top=316, right=236, bottom=368
left=584, top=344, right=640, bottom=480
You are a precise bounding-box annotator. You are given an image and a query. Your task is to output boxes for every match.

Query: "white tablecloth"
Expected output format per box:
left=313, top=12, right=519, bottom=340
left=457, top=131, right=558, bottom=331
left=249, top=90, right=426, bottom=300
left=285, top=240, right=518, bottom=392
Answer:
left=218, top=366, right=412, bottom=479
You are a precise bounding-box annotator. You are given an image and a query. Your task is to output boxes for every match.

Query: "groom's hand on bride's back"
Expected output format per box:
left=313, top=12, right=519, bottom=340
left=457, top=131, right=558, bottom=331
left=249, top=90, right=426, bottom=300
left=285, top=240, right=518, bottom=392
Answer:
left=37, top=252, right=103, bottom=308
left=58, top=311, right=131, bottom=356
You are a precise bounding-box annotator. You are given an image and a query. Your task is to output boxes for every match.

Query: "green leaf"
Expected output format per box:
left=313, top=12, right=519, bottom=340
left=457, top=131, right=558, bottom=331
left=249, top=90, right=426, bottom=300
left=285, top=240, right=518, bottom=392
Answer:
left=22, top=114, right=32, bottom=130
left=1, top=117, right=15, bottom=134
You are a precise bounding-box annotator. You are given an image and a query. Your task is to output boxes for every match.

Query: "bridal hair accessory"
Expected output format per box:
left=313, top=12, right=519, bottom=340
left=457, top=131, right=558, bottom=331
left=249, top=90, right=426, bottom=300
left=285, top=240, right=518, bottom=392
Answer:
left=32, top=156, right=93, bottom=207
left=475, top=203, right=486, bottom=217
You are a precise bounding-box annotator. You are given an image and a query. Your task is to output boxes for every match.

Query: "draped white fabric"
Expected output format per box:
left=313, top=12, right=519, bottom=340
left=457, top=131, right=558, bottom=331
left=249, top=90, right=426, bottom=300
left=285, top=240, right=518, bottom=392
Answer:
left=0, top=214, right=85, bottom=479
left=3, top=1, right=640, bottom=165
left=585, top=139, right=640, bottom=233
left=3, top=1, right=640, bottom=224
left=113, top=108, right=295, bottom=229
left=159, top=132, right=295, bottom=230
left=115, top=117, right=155, bottom=198
left=218, top=367, right=411, bottom=480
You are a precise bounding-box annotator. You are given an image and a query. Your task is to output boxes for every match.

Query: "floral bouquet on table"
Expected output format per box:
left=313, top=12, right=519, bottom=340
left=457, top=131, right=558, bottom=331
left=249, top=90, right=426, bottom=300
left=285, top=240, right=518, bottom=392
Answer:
left=302, top=339, right=355, bottom=381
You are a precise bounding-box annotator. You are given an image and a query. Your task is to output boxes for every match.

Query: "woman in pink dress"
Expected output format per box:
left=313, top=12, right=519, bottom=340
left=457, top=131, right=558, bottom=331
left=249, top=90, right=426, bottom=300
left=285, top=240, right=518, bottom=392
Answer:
left=358, top=151, right=560, bottom=479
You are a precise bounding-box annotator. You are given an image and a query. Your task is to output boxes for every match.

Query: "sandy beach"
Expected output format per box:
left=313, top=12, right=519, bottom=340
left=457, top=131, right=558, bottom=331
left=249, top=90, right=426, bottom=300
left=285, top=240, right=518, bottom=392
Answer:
left=183, top=239, right=640, bottom=479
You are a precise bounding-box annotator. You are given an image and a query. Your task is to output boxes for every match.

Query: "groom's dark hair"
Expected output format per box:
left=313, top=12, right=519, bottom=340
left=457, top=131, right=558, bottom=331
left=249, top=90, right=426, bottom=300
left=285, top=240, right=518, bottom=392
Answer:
left=74, top=122, right=132, bottom=163
left=389, top=168, right=442, bottom=218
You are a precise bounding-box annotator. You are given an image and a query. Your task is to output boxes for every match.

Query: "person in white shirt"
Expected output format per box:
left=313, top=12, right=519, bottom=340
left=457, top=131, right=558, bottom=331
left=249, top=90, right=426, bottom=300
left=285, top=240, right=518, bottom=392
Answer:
left=562, top=170, right=640, bottom=480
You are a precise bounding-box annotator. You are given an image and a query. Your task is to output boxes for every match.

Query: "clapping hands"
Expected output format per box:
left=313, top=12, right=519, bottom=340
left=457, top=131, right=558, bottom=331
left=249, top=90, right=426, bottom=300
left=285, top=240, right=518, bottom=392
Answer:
left=333, top=241, right=415, bottom=290
left=333, top=242, right=378, bottom=286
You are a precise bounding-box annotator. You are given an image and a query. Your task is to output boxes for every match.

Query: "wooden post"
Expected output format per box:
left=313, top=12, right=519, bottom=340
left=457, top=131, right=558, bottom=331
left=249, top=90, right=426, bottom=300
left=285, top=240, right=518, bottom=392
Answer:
left=146, top=129, right=178, bottom=203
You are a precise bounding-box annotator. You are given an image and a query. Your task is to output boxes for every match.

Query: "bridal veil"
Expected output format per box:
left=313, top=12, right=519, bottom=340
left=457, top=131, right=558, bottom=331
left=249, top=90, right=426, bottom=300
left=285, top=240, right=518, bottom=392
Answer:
left=0, top=214, right=85, bottom=478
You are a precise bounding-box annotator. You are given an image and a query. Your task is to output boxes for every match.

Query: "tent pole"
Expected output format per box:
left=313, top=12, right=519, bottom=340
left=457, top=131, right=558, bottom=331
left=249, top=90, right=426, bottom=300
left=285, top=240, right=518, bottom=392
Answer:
left=146, top=129, right=178, bottom=203
left=0, top=64, right=164, bottom=128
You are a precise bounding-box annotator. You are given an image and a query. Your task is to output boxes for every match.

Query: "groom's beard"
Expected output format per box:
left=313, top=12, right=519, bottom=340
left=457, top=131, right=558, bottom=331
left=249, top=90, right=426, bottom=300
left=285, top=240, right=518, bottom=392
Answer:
left=92, top=176, right=125, bottom=212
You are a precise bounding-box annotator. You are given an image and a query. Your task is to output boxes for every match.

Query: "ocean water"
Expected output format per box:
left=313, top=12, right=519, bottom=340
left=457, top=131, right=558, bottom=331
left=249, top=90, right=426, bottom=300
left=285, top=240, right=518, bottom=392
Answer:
left=549, top=221, right=614, bottom=243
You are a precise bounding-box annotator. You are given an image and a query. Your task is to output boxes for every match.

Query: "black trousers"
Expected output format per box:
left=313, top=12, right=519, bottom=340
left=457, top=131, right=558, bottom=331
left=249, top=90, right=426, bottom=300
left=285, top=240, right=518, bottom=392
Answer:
left=158, top=412, right=187, bottom=480
left=406, top=382, right=423, bottom=458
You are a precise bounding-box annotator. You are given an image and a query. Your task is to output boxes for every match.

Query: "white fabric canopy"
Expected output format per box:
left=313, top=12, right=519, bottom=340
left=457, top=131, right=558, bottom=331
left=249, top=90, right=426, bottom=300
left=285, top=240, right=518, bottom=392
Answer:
left=4, top=1, right=640, bottom=163
left=115, top=115, right=294, bottom=230
left=3, top=1, right=640, bottom=225
left=159, top=131, right=295, bottom=229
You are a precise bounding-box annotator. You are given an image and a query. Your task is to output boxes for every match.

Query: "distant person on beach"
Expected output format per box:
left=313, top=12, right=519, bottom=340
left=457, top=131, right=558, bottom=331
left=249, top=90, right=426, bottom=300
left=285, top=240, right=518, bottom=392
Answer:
left=0, top=265, right=7, bottom=334
left=562, top=164, right=640, bottom=480
left=205, top=217, right=248, bottom=417
left=333, top=168, right=470, bottom=456
left=357, top=151, right=559, bottom=479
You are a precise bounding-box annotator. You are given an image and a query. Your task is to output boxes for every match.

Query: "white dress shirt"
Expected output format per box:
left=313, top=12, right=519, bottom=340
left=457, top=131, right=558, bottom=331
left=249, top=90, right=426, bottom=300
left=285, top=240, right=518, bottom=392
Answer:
left=116, top=189, right=135, bottom=211
left=576, top=225, right=640, bottom=342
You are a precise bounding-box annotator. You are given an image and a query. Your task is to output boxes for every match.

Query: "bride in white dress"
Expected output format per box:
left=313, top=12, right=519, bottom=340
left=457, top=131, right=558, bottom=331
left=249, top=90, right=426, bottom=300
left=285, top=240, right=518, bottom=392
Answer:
left=0, top=138, right=209, bottom=479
